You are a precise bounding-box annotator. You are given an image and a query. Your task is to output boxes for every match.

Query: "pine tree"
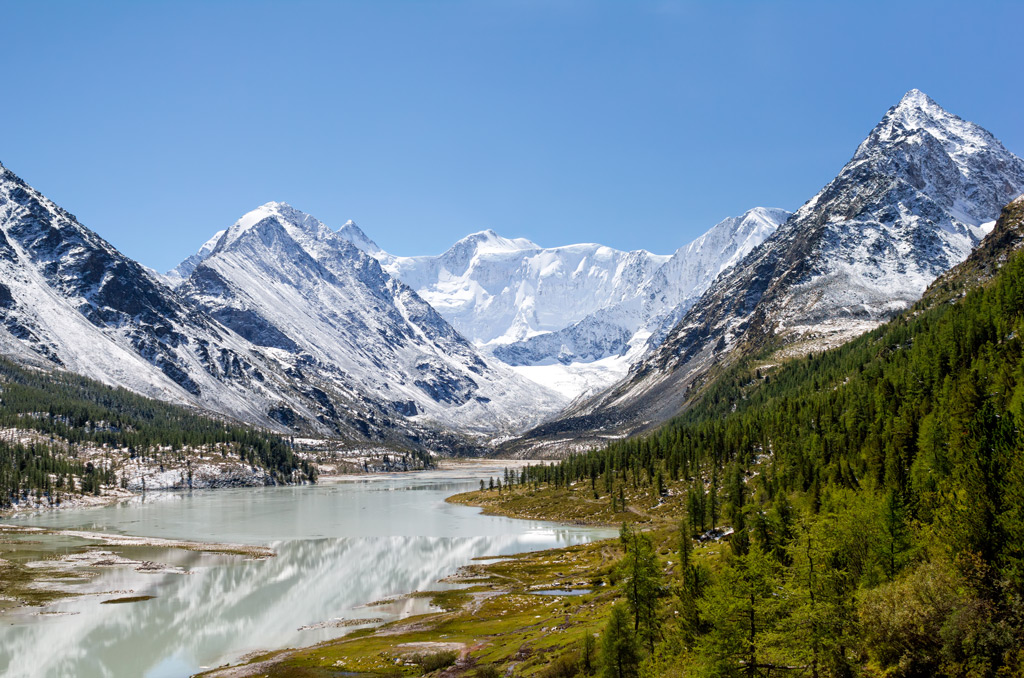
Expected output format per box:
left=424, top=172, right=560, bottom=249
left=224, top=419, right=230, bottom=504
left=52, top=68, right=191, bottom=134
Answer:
left=696, top=546, right=787, bottom=677
left=600, top=602, right=640, bottom=678
left=677, top=517, right=701, bottom=644
left=620, top=528, right=662, bottom=653
left=879, top=490, right=910, bottom=580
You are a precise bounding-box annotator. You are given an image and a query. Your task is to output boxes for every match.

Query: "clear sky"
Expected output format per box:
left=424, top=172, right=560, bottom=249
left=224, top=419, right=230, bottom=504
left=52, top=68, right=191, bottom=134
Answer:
left=3, top=1, right=1022, bottom=272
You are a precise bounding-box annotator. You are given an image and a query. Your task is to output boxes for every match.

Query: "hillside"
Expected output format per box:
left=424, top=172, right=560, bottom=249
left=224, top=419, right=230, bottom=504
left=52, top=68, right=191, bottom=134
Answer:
left=445, top=195, right=1024, bottom=676
left=0, top=357, right=320, bottom=511
left=510, top=90, right=1024, bottom=455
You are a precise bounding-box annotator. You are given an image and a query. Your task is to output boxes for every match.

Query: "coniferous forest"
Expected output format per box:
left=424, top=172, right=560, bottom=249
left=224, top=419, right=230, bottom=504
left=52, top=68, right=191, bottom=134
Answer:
left=502, top=214, right=1024, bottom=676
left=0, top=357, right=316, bottom=507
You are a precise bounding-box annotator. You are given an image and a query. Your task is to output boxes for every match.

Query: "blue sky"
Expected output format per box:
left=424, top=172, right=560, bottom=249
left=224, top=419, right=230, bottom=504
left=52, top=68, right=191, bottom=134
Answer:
left=3, top=1, right=1022, bottom=272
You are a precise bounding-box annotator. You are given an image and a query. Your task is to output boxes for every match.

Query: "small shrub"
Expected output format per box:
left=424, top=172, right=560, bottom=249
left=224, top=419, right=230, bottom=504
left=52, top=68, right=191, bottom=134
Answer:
left=539, top=651, right=580, bottom=678
left=856, top=560, right=1014, bottom=676
left=413, top=649, right=459, bottom=673
left=474, top=664, right=501, bottom=678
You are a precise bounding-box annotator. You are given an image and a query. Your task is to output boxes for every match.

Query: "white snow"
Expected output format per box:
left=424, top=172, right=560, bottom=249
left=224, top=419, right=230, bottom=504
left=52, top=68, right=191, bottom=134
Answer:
left=375, top=236, right=666, bottom=346
left=510, top=354, right=633, bottom=401
left=181, top=202, right=567, bottom=436
left=344, top=208, right=787, bottom=401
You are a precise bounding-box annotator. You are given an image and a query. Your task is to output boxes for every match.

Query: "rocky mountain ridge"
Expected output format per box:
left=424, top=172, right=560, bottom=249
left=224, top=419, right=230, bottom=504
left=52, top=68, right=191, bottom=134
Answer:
left=342, top=207, right=786, bottom=401
left=0, top=165, right=556, bottom=450
left=176, top=202, right=566, bottom=436
left=508, top=89, right=1024, bottom=455
left=2, top=89, right=1018, bottom=457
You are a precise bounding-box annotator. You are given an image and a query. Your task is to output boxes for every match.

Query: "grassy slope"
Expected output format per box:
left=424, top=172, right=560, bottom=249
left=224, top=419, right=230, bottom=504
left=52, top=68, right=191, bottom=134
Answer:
left=200, top=526, right=726, bottom=678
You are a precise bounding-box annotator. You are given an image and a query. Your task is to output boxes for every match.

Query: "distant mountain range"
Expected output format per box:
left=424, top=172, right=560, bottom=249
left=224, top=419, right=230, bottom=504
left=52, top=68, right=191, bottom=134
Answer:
left=0, top=168, right=560, bottom=450
left=337, top=207, right=788, bottom=401
left=172, top=201, right=564, bottom=436
left=0, top=89, right=1019, bottom=455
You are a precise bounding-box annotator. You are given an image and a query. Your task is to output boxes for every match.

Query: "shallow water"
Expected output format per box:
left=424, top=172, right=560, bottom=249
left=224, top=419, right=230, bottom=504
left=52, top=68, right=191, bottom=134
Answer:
left=0, top=463, right=615, bottom=678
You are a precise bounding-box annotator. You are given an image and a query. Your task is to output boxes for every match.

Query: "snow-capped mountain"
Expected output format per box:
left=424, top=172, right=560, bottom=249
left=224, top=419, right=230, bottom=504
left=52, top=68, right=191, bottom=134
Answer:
left=164, top=229, right=226, bottom=285
left=348, top=210, right=784, bottom=401
left=639, top=206, right=791, bottom=349
left=176, top=203, right=565, bottom=435
left=513, top=89, right=1024, bottom=453
left=0, top=162, right=557, bottom=448
left=0, top=161, right=406, bottom=441
left=338, top=219, right=384, bottom=256
left=370, top=230, right=669, bottom=348
left=491, top=207, right=790, bottom=366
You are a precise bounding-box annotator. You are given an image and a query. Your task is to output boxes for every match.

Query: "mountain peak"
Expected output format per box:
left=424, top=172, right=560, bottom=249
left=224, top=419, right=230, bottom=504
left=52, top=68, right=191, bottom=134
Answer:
left=896, top=87, right=935, bottom=110
left=453, top=229, right=538, bottom=254
left=741, top=206, right=792, bottom=226
left=337, top=219, right=382, bottom=254
left=884, top=88, right=956, bottom=129
left=238, top=201, right=303, bottom=228
left=860, top=87, right=995, bottom=152
left=847, top=90, right=1015, bottom=210
left=222, top=201, right=332, bottom=250
left=526, top=91, right=1024, bottom=449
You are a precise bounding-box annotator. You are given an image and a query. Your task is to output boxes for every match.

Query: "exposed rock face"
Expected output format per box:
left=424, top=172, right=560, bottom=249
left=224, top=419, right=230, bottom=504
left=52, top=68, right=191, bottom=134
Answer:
left=0, top=165, right=555, bottom=449
left=923, top=194, right=1024, bottom=303
left=512, top=90, right=1024, bottom=455
left=177, top=203, right=565, bottom=436
left=0, top=160, right=275, bottom=419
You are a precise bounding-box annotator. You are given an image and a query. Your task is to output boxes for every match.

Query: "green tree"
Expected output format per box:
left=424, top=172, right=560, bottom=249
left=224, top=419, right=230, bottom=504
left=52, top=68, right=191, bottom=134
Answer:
left=620, top=528, right=662, bottom=653
left=677, top=517, right=701, bottom=645
left=600, top=602, right=640, bottom=678
left=780, top=520, right=858, bottom=678
left=879, top=490, right=911, bottom=580
left=696, top=546, right=788, bottom=677
left=580, top=633, right=597, bottom=676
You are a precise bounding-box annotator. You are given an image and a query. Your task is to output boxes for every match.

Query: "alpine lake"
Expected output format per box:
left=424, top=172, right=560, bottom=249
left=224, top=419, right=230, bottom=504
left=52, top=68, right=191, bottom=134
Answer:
left=0, top=462, right=616, bottom=678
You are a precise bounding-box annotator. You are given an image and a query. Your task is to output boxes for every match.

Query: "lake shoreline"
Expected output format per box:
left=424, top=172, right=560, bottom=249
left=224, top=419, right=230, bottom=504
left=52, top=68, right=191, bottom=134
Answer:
left=0, top=522, right=277, bottom=612
left=0, top=457, right=537, bottom=520
left=0, top=463, right=614, bottom=678
left=0, top=467, right=426, bottom=520
left=195, top=532, right=622, bottom=678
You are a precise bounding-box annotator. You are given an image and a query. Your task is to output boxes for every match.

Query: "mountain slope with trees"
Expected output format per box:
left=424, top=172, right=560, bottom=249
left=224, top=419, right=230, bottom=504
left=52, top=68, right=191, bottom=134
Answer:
left=458, top=195, right=1024, bottom=676
left=511, top=90, right=1024, bottom=456
left=0, top=357, right=323, bottom=510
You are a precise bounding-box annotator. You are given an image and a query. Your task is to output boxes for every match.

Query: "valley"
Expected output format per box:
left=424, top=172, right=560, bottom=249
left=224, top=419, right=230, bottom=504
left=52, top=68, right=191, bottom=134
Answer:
left=214, top=193, right=1024, bottom=676
left=0, top=463, right=615, bottom=678
left=0, top=86, right=1022, bottom=678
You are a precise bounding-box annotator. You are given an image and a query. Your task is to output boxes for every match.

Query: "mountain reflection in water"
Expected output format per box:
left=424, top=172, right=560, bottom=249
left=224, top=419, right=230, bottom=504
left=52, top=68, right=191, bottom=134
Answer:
left=0, top=468, right=614, bottom=678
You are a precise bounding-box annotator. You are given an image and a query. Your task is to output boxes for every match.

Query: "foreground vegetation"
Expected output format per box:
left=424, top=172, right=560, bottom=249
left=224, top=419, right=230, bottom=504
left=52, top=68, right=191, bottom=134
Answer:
left=459, top=233, right=1024, bottom=675
left=202, top=534, right=633, bottom=677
